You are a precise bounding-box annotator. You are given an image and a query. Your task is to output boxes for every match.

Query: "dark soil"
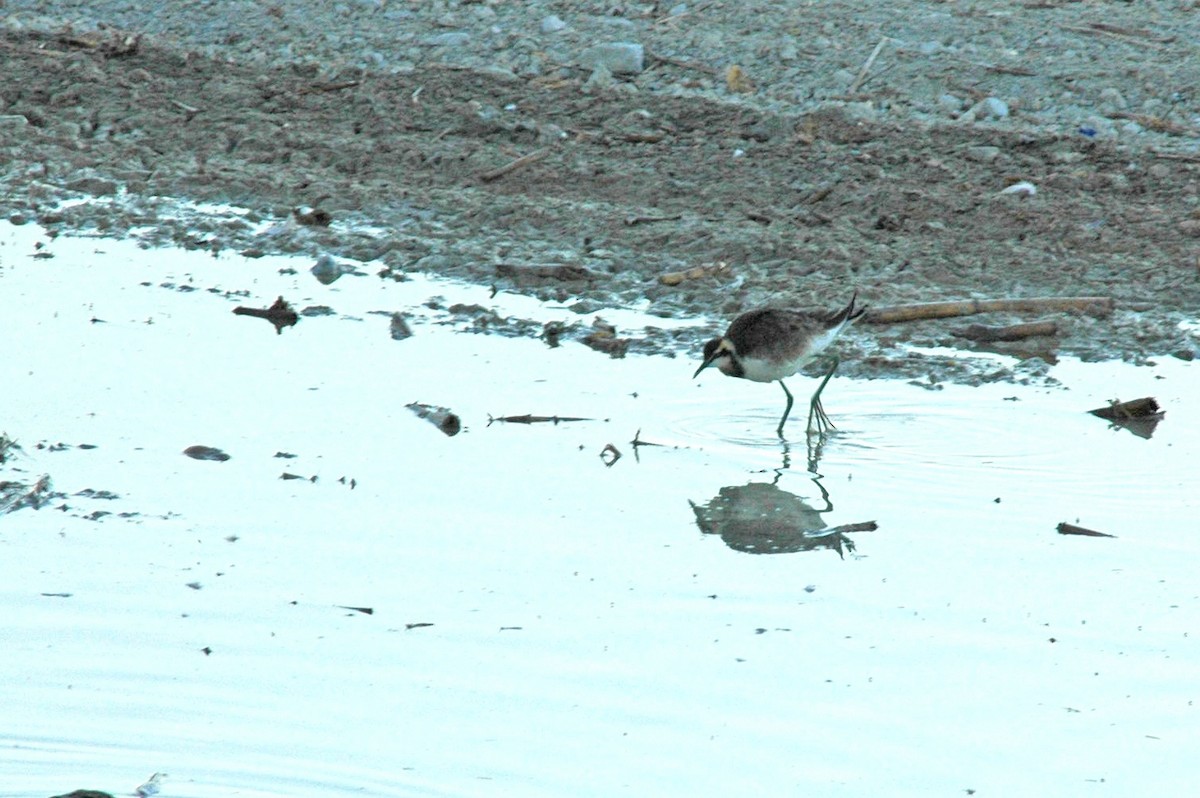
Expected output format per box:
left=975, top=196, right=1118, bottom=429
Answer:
left=2, top=13, right=1198, bottom=382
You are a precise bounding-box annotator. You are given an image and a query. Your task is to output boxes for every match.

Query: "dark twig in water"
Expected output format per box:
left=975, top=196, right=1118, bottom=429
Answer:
left=630, top=428, right=665, bottom=448
left=232, top=296, right=298, bottom=334
left=488, top=414, right=591, bottom=425
left=1057, top=522, right=1116, bottom=538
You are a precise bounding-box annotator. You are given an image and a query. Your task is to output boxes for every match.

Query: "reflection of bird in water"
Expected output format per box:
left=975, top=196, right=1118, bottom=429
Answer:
left=690, top=481, right=868, bottom=557
left=693, top=292, right=866, bottom=437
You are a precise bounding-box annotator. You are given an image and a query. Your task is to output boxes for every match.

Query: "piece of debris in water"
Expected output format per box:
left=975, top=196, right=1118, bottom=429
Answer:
left=1088, top=397, right=1163, bottom=421
left=600, top=443, right=621, bottom=466
left=135, top=772, right=167, bottom=798
left=407, top=402, right=462, bottom=436
left=183, top=445, right=230, bottom=462
left=1056, top=522, right=1116, bottom=539
left=1087, top=396, right=1163, bottom=439
left=311, top=253, right=359, bottom=285
left=232, top=296, right=298, bottom=334
left=487, top=414, right=591, bottom=425
left=390, top=312, right=414, bottom=341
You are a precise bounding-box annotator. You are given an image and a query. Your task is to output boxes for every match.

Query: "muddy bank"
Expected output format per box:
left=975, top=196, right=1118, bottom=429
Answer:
left=2, top=9, right=1198, bottom=381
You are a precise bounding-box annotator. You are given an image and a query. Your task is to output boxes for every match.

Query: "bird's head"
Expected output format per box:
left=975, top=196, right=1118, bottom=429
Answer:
left=694, top=337, right=734, bottom=378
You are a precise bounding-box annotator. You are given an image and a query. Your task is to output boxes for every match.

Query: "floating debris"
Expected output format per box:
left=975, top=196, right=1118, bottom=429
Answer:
left=488, top=414, right=591, bottom=425
left=232, top=296, right=298, bottom=334
left=311, top=253, right=361, bottom=284
left=600, top=443, right=622, bottom=466
left=1057, top=522, right=1117, bottom=539
left=407, top=402, right=462, bottom=436
left=390, top=312, right=413, bottom=341
left=135, top=773, right=167, bottom=798
left=1088, top=396, right=1162, bottom=421
left=1088, top=396, right=1163, bottom=439
left=183, top=445, right=230, bottom=462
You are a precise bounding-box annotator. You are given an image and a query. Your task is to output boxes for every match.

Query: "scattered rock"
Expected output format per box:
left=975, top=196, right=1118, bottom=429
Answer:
left=579, top=42, right=645, bottom=75
left=540, top=15, right=567, bottom=34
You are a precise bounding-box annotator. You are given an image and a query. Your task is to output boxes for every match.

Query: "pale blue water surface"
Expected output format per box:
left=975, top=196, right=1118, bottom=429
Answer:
left=1, top=220, right=1196, bottom=797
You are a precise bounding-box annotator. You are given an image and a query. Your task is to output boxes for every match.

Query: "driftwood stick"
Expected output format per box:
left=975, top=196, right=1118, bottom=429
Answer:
left=232, top=296, right=298, bottom=334
left=864, top=296, right=1113, bottom=324
left=951, top=320, right=1058, bottom=342
left=659, top=260, right=731, bottom=286
left=1057, top=522, right=1117, bottom=538
left=478, top=147, right=550, bottom=182
left=407, top=402, right=462, bottom=436
left=488, top=414, right=591, bottom=425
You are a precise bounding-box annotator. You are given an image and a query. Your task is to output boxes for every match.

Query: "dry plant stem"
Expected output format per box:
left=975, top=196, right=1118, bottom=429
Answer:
left=478, top=147, right=550, bottom=182
left=864, top=296, right=1113, bottom=324
left=848, top=37, right=890, bottom=93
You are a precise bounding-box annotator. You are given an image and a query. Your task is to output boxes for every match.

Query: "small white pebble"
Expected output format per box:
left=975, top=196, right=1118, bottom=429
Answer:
left=1000, top=181, right=1037, bottom=197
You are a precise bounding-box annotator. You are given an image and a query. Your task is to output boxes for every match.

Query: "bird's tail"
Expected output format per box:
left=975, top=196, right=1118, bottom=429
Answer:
left=824, top=290, right=867, bottom=328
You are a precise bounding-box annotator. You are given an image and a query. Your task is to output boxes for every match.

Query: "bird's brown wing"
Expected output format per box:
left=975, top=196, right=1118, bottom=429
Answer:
left=725, top=308, right=824, bottom=362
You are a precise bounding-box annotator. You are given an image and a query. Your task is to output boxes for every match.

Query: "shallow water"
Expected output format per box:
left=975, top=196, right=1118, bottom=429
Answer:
left=1, top=220, right=1197, bottom=797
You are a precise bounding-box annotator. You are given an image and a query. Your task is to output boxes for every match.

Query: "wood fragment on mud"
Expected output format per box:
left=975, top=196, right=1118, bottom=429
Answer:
left=1056, top=522, right=1117, bottom=539
left=406, top=402, right=462, bottom=436
left=659, top=260, right=731, bottom=286
left=232, top=296, right=298, bottom=334
left=951, top=320, right=1058, bottom=342
left=478, top=147, right=550, bottom=182
left=864, top=296, right=1113, bottom=324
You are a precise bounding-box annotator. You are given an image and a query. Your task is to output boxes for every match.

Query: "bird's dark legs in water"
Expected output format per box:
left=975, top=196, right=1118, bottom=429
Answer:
left=777, top=356, right=842, bottom=438
left=807, top=356, right=840, bottom=434
left=775, top=380, right=795, bottom=439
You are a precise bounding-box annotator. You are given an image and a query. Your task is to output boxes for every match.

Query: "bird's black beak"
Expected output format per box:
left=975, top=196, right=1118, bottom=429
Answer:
left=693, top=356, right=715, bottom=379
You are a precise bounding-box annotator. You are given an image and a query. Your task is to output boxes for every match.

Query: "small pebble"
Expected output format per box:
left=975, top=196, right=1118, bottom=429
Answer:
left=580, top=42, right=645, bottom=75
left=966, top=146, right=1001, bottom=163
left=540, top=15, right=567, bottom=33
left=424, top=31, right=470, bottom=47
left=937, top=93, right=964, bottom=113
left=978, top=96, right=1009, bottom=119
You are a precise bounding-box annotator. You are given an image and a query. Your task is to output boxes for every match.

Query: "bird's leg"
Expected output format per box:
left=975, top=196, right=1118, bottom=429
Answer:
left=807, top=356, right=840, bottom=434
left=776, top=379, right=795, bottom=438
